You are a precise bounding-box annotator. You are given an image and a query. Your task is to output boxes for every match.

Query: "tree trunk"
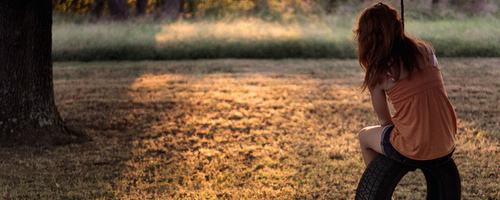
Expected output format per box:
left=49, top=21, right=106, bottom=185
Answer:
left=324, top=0, right=336, bottom=14
left=469, top=0, right=490, bottom=13
left=91, top=0, right=106, bottom=19
left=136, top=0, right=148, bottom=16
left=183, top=0, right=196, bottom=18
left=108, top=0, right=130, bottom=20
left=156, top=0, right=183, bottom=20
left=0, top=0, right=83, bottom=146
left=431, top=0, right=440, bottom=10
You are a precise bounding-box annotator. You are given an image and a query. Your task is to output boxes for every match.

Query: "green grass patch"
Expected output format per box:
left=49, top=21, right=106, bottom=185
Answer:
left=52, top=17, right=500, bottom=61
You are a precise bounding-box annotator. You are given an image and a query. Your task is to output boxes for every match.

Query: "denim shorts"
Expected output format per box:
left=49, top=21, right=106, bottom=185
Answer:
left=380, top=125, right=455, bottom=168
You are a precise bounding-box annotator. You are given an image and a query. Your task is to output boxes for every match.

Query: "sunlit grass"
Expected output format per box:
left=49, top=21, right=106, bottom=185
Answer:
left=121, top=71, right=373, bottom=199
left=52, top=17, right=500, bottom=60
left=0, top=59, right=498, bottom=199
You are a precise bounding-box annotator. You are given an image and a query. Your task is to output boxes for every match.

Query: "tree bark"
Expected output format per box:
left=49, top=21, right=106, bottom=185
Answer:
left=0, top=0, right=83, bottom=146
left=108, top=0, right=130, bottom=20
left=136, top=0, right=148, bottom=16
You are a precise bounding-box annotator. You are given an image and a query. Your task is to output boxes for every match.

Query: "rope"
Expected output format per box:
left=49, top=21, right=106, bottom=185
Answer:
left=401, top=0, right=405, bottom=31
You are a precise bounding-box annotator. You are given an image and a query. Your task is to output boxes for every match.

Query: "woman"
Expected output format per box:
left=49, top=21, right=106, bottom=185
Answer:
left=354, top=2, right=457, bottom=167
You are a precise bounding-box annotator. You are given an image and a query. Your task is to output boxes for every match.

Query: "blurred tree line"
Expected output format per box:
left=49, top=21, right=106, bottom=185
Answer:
left=53, top=0, right=498, bottom=20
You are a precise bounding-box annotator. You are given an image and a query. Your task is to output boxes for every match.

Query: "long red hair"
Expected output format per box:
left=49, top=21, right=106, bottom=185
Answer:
left=354, top=2, right=432, bottom=90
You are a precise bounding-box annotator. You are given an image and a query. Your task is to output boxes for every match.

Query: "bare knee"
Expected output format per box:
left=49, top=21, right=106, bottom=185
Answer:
left=358, top=125, right=379, bottom=147
left=358, top=127, right=370, bottom=146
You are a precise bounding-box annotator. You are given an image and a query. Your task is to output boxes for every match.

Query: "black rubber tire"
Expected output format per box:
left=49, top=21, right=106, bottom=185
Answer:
left=421, top=159, right=461, bottom=200
left=355, top=155, right=461, bottom=200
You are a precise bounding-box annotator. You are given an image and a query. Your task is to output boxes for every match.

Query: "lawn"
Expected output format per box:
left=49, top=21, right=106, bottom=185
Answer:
left=0, top=58, right=498, bottom=199
left=52, top=17, right=500, bottom=61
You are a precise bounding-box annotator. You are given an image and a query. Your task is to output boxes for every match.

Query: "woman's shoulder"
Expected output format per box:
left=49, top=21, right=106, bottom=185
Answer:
left=417, top=42, right=439, bottom=69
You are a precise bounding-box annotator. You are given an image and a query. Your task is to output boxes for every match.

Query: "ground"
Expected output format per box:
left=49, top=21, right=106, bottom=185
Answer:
left=0, top=59, right=498, bottom=199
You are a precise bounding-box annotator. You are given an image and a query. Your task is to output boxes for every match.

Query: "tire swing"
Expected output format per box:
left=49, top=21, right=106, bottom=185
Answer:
left=355, top=154, right=461, bottom=200
left=354, top=1, right=462, bottom=199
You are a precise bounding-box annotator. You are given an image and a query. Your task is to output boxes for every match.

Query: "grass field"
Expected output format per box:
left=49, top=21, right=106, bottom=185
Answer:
left=52, top=17, right=500, bottom=61
left=0, top=58, right=498, bottom=199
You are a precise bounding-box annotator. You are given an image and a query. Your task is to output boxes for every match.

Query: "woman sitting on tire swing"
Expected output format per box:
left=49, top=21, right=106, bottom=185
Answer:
left=354, top=3, right=457, bottom=170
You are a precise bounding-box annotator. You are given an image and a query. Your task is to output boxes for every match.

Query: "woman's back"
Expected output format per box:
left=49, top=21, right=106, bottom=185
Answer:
left=386, top=48, right=457, bottom=160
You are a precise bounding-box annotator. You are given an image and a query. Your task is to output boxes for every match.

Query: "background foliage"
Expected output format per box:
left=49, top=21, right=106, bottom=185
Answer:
left=53, top=0, right=499, bottom=19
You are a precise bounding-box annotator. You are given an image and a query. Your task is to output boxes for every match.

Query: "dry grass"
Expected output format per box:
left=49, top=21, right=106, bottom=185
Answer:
left=0, top=59, right=498, bottom=199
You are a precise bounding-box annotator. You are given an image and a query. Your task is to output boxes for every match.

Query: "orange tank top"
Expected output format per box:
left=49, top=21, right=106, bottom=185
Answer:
left=386, top=57, right=457, bottom=160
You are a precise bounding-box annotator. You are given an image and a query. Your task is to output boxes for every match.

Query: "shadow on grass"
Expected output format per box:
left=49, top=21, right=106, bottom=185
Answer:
left=0, top=59, right=498, bottom=199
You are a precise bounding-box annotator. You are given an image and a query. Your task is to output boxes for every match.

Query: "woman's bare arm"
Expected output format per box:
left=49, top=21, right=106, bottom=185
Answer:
left=369, top=84, right=392, bottom=126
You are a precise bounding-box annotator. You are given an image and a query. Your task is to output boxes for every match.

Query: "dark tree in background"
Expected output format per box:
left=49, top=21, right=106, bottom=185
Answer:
left=136, top=0, right=148, bottom=16
left=316, top=0, right=346, bottom=14
left=55, top=0, right=499, bottom=20
left=183, top=0, right=197, bottom=18
left=108, top=0, right=129, bottom=20
left=91, top=0, right=129, bottom=20
left=91, top=0, right=105, bottom=18
left=0, top=0, right=82, bottom=146
left=156, top=0, right=183, bottom=20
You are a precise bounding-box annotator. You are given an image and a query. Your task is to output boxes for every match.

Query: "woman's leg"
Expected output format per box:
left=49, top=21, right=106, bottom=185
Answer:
left=358, top=125, right=386, bottom=166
